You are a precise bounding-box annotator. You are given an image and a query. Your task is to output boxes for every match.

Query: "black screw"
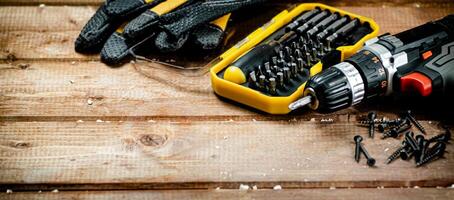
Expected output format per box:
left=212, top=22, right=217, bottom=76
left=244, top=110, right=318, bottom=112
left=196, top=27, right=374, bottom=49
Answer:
left=357, top=137, right=375, bottom=166
left=362, top=145, right=376, bottom=167
left=405, top=110, right=426, bottom=134
left=427, top=130, right=451, bottom=144
left=405, top=132, right=420, bottom=152
left=386, top=141, right=407, bottom=164
left=368, top=112, right=376, bottom=138
left=400, top=145, right=414, bottom=160
left=416, top=142, right=446, bottom=167
left=382, top=119, right=411, bottom=139
left=415, top=135, right=427, bottom=163
left=354, top=135, right=363, bottom=162
left=378, top=123, right=389, bottom=132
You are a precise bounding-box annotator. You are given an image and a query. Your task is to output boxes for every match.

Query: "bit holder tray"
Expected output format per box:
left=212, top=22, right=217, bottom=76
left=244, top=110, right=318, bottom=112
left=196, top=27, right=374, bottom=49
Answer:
left=210, top=3, right=379, bottom=114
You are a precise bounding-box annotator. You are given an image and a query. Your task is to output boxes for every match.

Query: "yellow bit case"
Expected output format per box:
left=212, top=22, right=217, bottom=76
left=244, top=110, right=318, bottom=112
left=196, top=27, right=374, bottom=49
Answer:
left=210, top=3, right=379, bottom=114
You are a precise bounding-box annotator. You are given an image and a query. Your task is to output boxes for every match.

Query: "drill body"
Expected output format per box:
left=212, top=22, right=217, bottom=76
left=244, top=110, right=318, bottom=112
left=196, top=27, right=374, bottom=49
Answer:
left=301, top=15, right=454, bottom=112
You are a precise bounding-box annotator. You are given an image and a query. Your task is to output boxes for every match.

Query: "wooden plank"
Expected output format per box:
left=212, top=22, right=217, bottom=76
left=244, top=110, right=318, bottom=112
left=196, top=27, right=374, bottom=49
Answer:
left=0, top=61, right=428, bottom=120
left=1, top=61, right=453, bottom=119
left=1, top=6, right=453, bottom=60
left=0, top=61, right=258, bottom=118
left=0, top=189, right=453, bottom=200
left=0, top=120, right=452, bottom=190
left=0, top=6, right=92, bottom=32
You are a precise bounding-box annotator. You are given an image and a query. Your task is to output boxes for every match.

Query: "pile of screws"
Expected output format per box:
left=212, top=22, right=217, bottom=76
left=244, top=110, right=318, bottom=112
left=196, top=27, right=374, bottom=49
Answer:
left=386, top=130, right=450, bottom=167
left=355, top=110, right=451, bottom=167
left=358, top=110, right=426, bottom=139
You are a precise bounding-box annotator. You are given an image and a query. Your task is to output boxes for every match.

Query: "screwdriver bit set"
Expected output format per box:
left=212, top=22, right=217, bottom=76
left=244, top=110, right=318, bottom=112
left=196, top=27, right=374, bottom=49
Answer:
left=210, top=3, right=379, bottom=114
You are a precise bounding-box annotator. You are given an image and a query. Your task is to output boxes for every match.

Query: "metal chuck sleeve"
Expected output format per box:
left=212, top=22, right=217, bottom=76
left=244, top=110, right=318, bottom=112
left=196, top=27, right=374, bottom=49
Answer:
left=345, top=50, right=388, bottom=99
left=305, top=66, right=354, bottom=112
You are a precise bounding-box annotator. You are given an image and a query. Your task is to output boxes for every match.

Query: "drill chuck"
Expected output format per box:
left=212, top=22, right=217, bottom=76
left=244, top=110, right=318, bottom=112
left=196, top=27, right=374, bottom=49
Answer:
left=303, top=62, right=366, bottom=111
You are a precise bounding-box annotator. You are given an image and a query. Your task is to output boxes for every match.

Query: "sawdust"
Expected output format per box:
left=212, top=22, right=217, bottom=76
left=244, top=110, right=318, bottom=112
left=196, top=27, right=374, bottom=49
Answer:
left=239, top=184, right=249, bottom=190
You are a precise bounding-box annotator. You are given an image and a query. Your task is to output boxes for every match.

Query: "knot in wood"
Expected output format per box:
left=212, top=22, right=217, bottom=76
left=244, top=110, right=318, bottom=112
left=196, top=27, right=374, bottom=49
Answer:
left=140, top=134, right=166, bottom=147
left=12, top=141, right=30, bottom=149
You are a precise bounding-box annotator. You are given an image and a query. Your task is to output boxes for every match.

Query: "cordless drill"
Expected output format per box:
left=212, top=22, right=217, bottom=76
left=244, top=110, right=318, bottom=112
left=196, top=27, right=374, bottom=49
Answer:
left=289, top=15, right=454, bottom=112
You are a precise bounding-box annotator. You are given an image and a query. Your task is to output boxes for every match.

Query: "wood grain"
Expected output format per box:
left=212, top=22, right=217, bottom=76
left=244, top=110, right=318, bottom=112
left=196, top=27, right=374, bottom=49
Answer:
left=0, top=0, right=454, bottom=195
left=0, top=61, right=256, bottom=118
left=0, top=120, right=451, bottom=190
left=1, top=189, right=453, bottom=200
left=1, top=61, right=452, bottom=120
left=1, top=6, right=453, bottom=60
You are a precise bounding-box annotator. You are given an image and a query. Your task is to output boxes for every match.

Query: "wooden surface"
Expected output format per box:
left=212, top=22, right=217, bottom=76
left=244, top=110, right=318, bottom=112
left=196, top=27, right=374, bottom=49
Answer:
left=1, top=189, right=453, bottom=200
left=0, top=0, right=454, bottom=199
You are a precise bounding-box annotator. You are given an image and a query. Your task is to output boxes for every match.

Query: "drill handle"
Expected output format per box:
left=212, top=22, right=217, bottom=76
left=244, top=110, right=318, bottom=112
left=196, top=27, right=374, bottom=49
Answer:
left=397, top=41, right=454, bottom=97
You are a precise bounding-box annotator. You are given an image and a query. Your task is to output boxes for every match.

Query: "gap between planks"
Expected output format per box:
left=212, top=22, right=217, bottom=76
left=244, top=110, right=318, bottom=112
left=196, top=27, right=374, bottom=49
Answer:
left=0, top=188, right=452, bottom=200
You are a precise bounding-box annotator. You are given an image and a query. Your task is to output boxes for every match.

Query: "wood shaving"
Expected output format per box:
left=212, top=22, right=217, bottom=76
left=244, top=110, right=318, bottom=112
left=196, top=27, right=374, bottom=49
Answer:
left=87, top=99, right=93, bottom=105
left=6, top=189, right=12, bottom=194
left=252, top=185, right=258, bottom=190
left=239, top=184, right=249, bottom=190
left=273, top=185, right=282, bottom=190
left=76, top=120, right=84, bottom=123
left=96, top=119, right=104, bottom=123
left=321, top=118, right=334, bottom=123
left=51, top=189, right=59, bottom=193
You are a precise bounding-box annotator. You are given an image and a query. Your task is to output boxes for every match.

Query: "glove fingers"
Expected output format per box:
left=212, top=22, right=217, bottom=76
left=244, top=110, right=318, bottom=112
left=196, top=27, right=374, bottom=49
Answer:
left=161, top=0, right=264, bottom=37
left=100, top=32, right=131, bottom=65
left=189, top=14, right=230, bottom=50
left=154, top=31, right=189, bottom=52
left=105, top=0, right=155, bottom=17
left=75, top=0, right=163, bottom=53
left=75, top=7, right=117, bottom=53
left=123, top=10, right=160, bottom=39
left=123, top=0, right=189, bottom=40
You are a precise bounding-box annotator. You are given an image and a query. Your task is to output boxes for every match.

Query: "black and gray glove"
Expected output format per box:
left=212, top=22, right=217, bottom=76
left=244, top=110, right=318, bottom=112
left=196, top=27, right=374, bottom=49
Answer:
left=75, top=0, right=264, bottom=65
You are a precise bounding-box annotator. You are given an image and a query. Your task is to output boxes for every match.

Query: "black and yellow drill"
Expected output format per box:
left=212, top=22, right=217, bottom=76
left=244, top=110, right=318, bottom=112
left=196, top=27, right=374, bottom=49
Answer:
left=290, top=15, right=454, bottom=112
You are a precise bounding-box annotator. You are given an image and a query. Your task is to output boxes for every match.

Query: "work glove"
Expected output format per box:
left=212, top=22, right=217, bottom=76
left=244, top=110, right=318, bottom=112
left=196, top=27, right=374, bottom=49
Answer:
left=75, top=0, right=265, bottom=65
